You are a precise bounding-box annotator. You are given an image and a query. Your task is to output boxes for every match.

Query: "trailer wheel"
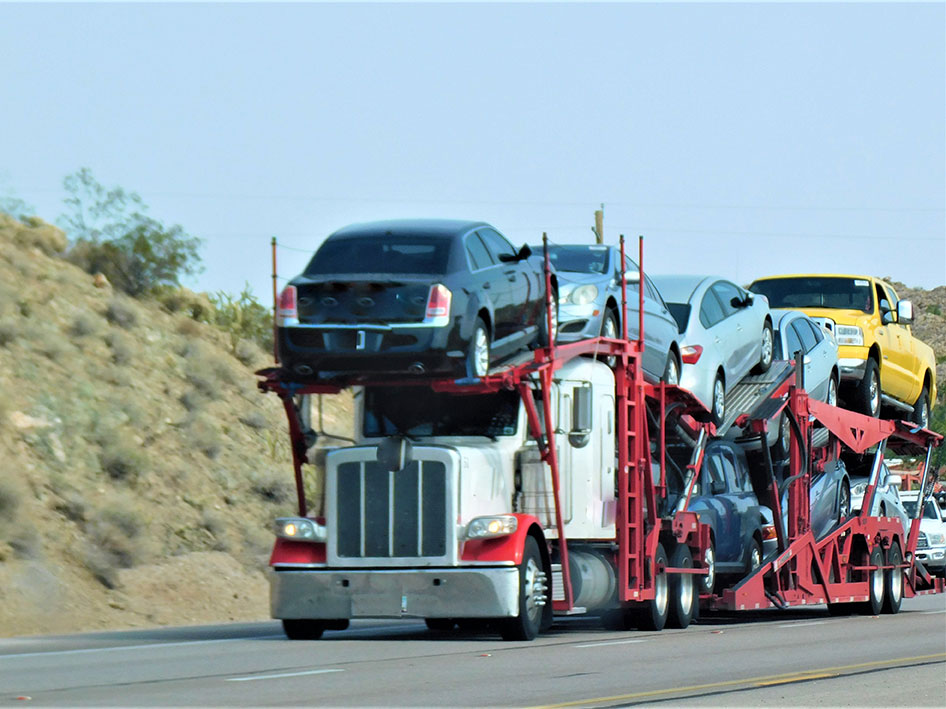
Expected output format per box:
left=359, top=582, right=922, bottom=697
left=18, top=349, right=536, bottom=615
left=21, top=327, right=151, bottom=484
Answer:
left=500, top=536, right=550, bottom=641
left=667, top=545, right=694, bottom=629
left=282, top=618, right=349, bottom=640
left=882, top=543, right=903, bottom=614
left=634, top=544, right=670, bottom=631
left=857, top=547, right=885, bottom=615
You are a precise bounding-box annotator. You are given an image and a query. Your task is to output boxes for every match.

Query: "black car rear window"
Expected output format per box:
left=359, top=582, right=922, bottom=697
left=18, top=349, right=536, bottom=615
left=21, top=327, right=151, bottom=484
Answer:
left=749, top=277, right=873, bottom=313
left=305, top=237, right=451, bottom=276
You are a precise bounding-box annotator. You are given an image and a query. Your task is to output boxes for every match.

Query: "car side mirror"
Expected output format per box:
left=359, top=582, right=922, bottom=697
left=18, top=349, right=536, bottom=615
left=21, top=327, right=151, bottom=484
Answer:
left=623, top=270, right=641, bottom=284
left=886, top=474, right=902, bottom=488
left=897, top=299, right=914, bottom=325
left=517, top=244, right=532, bottom=260
left=711, top=479, right=725, bottom=495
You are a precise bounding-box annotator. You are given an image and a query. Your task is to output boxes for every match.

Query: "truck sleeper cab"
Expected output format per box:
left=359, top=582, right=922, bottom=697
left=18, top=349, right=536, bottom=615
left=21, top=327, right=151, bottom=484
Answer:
left=270, top=358, right=618, bottom=640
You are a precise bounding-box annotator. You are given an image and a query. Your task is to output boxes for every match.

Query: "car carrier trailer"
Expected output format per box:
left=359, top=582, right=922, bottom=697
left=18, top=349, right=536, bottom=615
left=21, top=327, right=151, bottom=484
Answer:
left=258, top=236, right=942, bottom=640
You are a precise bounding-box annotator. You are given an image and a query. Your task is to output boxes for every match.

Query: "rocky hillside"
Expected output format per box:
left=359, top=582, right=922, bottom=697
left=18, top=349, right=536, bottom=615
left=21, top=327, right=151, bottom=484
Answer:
left=0, top=214, right=352, bottom=636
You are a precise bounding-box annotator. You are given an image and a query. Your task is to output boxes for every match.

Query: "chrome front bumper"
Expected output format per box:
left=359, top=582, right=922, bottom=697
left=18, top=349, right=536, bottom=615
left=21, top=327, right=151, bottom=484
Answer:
left=271, top=567, right=521, bottom=619
left=837, top=357, right=867, bottom=382
left=916, top=548, right=946, bottom=569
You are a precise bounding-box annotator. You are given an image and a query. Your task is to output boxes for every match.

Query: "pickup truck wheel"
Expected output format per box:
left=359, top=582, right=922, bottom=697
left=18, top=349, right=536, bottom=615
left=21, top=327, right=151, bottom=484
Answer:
left=667, top=544, right=695, bottom=629
left=701, top=541, right=717, bottom=594
left=500, top=536, right=550, bottom=641
left=856, top=359, right=881, bottom=418
left=746, top=539, right=762, bottom=573
left=466, top=318, right=490, bottom=378
left=911, top=387, right=930, bottom=429
left=752, top=321, right=774, bottom=374
left=883, top=543, right=903, bottom=614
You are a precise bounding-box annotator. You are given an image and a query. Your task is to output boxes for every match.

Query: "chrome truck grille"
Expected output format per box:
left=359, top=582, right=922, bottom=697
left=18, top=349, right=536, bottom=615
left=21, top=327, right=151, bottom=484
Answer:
left=326, top=447, right=458, bottom=566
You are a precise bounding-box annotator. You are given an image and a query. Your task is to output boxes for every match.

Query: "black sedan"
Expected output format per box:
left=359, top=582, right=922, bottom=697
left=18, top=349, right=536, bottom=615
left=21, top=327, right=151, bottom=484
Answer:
left=276, top=219, right=557, bottom=380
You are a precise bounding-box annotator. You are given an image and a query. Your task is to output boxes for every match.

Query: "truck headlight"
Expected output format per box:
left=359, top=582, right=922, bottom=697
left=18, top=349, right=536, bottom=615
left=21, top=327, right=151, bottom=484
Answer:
left=274, top=517, right=326, bottom=542
left=569, top=285, right=598, bottom=305
left=929, top=533, right=946, bottom=545
left=466, top=515, right=518, bottom=540
left=852, top=483, right=867, bottom=497
left=834, top=325, right=864, bottom=346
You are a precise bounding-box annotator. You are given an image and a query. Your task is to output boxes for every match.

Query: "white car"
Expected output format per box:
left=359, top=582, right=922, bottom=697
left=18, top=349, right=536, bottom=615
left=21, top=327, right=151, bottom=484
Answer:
left=900, top=490, right=946, bottom=576
left=652, top=275, right=774, bottom=425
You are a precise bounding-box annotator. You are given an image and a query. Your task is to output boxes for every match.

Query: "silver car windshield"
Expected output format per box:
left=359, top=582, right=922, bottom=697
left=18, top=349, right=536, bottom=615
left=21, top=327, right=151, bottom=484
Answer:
left=546, top=246, right=610, bottom=274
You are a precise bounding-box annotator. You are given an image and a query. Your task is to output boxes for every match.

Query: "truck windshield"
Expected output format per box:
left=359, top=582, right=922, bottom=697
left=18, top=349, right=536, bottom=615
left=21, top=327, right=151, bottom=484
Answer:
left=305, top=237, right=451, bottom=276
left=749, top=277, right=873, bottom=313
left=363, top=387, right=520, bottom=437
left=902, top=499, right=940, bottom=520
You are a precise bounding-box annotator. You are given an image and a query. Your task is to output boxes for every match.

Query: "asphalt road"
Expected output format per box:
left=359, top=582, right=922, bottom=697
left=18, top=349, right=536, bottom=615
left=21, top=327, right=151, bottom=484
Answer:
left=2, top=595, right=943, bottom=707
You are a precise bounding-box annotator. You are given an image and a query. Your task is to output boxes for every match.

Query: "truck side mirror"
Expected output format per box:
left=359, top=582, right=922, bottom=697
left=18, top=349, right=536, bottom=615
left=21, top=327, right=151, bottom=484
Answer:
left=568, top=385, right=592, bottom=448
left=897, top=299, right=914, bottom=325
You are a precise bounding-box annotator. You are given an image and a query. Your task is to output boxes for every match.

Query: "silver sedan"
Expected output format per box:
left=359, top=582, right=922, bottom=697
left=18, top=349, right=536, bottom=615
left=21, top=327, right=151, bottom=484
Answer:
left=541, top=244, right=682, bottom=383
left=651, top=275, right=774, bottom=425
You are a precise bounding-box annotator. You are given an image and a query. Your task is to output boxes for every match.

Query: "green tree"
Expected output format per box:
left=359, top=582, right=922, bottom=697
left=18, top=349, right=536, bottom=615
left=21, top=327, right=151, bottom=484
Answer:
left=60, top=168, right=202, bottom=296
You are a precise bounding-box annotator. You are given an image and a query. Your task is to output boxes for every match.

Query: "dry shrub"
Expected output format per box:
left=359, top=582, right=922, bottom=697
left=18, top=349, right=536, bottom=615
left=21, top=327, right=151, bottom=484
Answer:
left=179, top=389, right=206, bottom=413
left=0, top=317, right=20, bottom=347
left=105, top=331, right=133, bottom=365
left=105, top=298, right=137, bottom=329
left=0, top=477, right=22, bottom=519
left=100, top=439, right=147, bottom=481
left=13, top=216, right=67, bottom=255
left=83, top=500, right=150, bottom=587
left=69, top=313, right=99, bottom=338
left=234, top=338, right=261, bottom=367
left=155, top=286, right=215, bottom=321
left=186, top=414, right=222, bottom=459
left=239, top=410, right=267, bottom=430
left=54, top=491, right=87, bottom=523
left=32, top=328, right=67, bottom=361
left=8, top=527, right=42, bottom=559
left=176, top=317, right=204, bottom=337
left=250, top=472, right=294, bottom=504
left=181, top=340, right=232, bottom=397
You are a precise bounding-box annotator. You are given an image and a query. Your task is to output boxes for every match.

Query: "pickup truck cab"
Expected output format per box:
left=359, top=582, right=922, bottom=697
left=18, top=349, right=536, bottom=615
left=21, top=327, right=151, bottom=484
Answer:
left=748, top=274, right=936, bottom=426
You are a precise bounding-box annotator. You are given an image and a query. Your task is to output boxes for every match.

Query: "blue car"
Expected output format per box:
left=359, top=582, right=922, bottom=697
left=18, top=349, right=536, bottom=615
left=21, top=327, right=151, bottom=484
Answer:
left=680, top=440, right=773, bottom=594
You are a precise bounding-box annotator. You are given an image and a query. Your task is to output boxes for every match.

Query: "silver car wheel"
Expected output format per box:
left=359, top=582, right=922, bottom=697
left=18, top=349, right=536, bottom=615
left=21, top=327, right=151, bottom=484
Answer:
left=713, top=377, right=725, bottom=423
left=760, top=326, right=773, bottom=367
left=827, top=377, right=838, bottom=407
left=664, top=355, right=680, bottom=385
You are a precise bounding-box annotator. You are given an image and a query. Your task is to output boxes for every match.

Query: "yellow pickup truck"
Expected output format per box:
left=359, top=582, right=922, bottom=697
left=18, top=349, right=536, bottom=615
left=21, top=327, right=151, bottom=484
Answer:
left=748, top=274, right=936, bottom=427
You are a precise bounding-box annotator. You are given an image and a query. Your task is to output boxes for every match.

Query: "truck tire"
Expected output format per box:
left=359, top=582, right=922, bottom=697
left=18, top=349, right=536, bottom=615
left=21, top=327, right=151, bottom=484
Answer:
left=856, top=547, right=885, bottom=615
left=855, top=358, right=881, bottom=418
left=882, top=543, right=903, bottom=614
left=282, top=618, right=349, bottom=640
left=667, top=544, right=694, bottom=629
left=752, top=321, right=774, bottom=374
left=500, top=536, right=550, bottom=641
left=634, top=543, right=670, bottom=631
left=911, top=387, right=930, bottom=429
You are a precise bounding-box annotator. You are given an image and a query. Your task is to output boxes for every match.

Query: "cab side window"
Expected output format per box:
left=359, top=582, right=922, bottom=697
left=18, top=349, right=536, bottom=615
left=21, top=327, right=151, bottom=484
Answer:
left=702, top=452, right=727, bottom=493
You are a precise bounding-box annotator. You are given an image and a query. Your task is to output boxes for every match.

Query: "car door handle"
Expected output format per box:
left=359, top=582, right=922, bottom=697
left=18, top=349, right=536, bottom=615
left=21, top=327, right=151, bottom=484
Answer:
left=507, top=274, right=517, bottom=282
left=483, top=282, right=491, bottom=290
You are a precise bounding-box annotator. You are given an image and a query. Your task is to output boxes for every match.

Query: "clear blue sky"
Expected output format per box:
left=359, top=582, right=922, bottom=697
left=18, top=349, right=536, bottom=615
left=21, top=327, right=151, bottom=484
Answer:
left=1, top=2, right=943, bottom=304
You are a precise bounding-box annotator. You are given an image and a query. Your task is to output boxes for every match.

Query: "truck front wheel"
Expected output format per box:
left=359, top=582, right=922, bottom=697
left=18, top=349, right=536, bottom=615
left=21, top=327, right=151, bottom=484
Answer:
left=282, top=618, right=349, bottom=640
left=500, top=536, right=550, bottom=641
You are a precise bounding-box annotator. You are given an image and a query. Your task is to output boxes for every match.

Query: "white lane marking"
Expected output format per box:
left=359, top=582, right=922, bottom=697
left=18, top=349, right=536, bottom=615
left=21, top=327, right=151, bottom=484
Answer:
left=917, top=609, right=946, bottom=615
left=228, top=669, right=344, bottom=682
left=575, top=639, right=649, bottom=648
left=0, top=635, right=285, bottom=660
left=778, top=620, right=828, bottom=628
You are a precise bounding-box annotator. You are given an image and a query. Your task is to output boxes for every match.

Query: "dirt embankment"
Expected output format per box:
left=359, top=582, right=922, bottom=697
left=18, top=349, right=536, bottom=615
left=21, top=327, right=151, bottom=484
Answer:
left=0, top=213, right=352, bottom=637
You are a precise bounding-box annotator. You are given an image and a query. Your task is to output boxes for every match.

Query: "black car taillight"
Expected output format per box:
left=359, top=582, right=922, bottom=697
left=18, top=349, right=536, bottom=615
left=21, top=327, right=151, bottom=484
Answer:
left=424, top=284, right=451, bottom=326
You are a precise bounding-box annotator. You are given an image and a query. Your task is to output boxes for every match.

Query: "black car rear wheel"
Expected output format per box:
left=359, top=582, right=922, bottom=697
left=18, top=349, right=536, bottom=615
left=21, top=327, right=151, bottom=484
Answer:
left=466, top=318, right=490, bottom=378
